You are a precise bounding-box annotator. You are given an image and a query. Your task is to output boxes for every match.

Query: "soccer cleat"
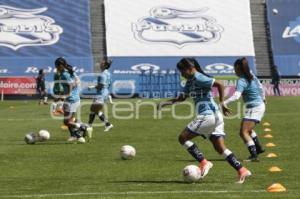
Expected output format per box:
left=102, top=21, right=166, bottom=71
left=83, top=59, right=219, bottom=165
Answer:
left=237, top=167, right=252, bottom=184
left=104, top=124, right=113, bottom=132
left=67, top=136, right=77, bottom=142
left=77, top=137, right=86, bottom=144
left=199, top=160, right=213, bottom=178
left=257, top=148, right=265, bottom=155
left=244, top=155, right=259, bottom=162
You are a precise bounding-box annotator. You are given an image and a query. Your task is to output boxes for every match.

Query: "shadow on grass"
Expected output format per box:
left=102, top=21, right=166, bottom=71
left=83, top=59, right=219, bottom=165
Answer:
left=109, top=180, right=187, bottom=184
left=174, top=159, right=226, bottom=162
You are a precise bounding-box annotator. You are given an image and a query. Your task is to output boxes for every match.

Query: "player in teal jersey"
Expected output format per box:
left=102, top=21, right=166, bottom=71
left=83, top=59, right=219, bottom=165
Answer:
left=158, top=58, right=251, bottom=183
left=224, top=57, right=266, bottom=161
left=88, top=58, right=113, bottom=132
left=55, top=57, right=92, bottom=143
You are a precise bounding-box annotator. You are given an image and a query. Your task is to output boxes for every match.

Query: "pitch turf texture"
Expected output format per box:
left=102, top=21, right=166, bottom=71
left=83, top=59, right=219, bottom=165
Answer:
left=0, top=97, right=299, bottom=199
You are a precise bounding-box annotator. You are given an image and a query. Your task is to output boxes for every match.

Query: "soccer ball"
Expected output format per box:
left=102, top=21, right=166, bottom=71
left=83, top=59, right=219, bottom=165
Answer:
left=120, top=145, right=136, bottom=160
left=24, top=133, right=37, bottom=144
left=38, top=130, right=50, bottom=141
left=272, top=8, right=278, bottom=15
left=182, top=165, right=201, bottom=183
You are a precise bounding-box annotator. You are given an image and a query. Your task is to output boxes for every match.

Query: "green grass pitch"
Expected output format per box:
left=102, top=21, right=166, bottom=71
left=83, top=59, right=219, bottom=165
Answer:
left=0, top=97, right=299, bottom=199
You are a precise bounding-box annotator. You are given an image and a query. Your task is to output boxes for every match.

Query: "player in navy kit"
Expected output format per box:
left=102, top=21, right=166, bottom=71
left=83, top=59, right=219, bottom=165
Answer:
left=36, top=69, right=48, bottom=105
left=224, top=57, right=266, bottom=161
left=158, top=58, right=251, bottom=183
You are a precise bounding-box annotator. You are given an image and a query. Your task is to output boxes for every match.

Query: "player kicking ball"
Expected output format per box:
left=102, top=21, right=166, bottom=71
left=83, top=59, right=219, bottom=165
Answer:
left=158, top=58, right=251, bottom=183
left=88, top=58, right=113, bottom=132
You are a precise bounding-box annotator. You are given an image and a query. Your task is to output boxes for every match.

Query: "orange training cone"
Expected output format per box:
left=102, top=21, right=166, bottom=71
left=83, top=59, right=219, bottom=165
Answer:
left=266, top=153, right=278, bottom=158
left=263, top=122, right=271, bottom=126
left=264, top=128, right=272, bottom=132
left=266, top=142, right=276, bottom=147
left=61, top=125, right=68, bottom=130
left=267, top=183, right=286, bottom=192
left=264, top=134, right=273, bottom=138
left=269, top=166, right=282, bottom=172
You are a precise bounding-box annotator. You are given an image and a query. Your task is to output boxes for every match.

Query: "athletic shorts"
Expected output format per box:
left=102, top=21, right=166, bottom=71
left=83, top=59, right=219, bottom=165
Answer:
left=186, top=111, right=225, bottom=138
left=63, top=101, right=80, bottom=113
left=93, top=94, right=108, bottom=104
left=243, top=103, right=265, bottom=123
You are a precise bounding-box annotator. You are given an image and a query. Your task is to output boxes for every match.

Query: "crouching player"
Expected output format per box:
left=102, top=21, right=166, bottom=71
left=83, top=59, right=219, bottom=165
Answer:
left=158, top=58, right=251, bottom=183
left=88, top=58, right=113, bottom=132
left=55, top=57, right=92, bottom=143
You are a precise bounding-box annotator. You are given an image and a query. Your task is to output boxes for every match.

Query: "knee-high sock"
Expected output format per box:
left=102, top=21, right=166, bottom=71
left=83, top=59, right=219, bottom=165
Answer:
left=183, top=141, right=205, bottom=162
left=251, top=131, right=264, bottom=153
left=98, top=112, right=110, bottom=126
left=223, top=149, right=242, bottom=171
left=88, top=112, right=96, bottom=125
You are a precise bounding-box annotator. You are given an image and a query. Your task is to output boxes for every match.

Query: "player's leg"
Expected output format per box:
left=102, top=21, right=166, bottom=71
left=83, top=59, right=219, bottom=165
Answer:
left=210, top=135, right=251, bottom=184
left=251, top=130, right=265, bottom=154
left=42, top=90, right=48, bottom=104
left=181, top=115, right=216, bottom=177
left=240, top=120, right=258, bottom=161
left=88, top=103, right=98, bottom=126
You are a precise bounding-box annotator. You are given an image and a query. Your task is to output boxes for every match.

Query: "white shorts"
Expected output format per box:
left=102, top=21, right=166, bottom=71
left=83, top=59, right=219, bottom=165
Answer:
left=93, top=95, right=108, bottom=104
left=63, top=101, right=80, bottom=113
left=243, top=103, right=265, bottom=123
left=186, top=111, right=225, bottom=138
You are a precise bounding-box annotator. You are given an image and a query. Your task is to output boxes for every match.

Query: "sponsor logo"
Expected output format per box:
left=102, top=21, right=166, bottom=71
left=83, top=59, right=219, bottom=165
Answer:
left=132, top=7, right=223, bottom=48
left=25, top=66, right=85, bottom=74
left=204, top=63, right=234, bottom=75
left=0, top=68, right=8, bottom=74
left=282, top=16, right=300, bottom=42
left=112, top=80, right=136, bottom=92
left=113, top=63, right=161, bottom=74
left=0, top=5, right=63, bottom=50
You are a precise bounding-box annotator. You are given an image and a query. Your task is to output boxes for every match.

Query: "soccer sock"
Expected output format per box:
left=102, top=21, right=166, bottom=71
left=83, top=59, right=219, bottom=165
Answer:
left=43, top=96, right=48, bottom=103
left=223, top=149, right=242, bottom=171
left=98, top=112, right=111, bottom=126
left=88, top=112, right=96, bottom=125
left=51, top=102, right=57, bottom=112
left=183, top=141, right=205, bottom=162
left=246, top=140, right=257, bottom=157
left=251, top=131, right=264, bottom=153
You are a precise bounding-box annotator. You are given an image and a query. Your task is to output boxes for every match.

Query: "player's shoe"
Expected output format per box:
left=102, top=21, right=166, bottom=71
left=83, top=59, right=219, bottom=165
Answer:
left=77, top=137, right=86, bottom=144
left=104, top=124, right=113, bottom=132
left=67, top=136, right=77, bottom=142
left=243, top=155, right=259, bottom=162
left=237, top=167, right=252, bottom=184
left=199, top=160, right=213, bottom=178
left=257, top=148, right=265, bottom=155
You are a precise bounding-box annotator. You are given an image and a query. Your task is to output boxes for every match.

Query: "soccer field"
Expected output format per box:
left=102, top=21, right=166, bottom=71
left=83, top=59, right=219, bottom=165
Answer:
left=0, top=97, right=299, bottom=199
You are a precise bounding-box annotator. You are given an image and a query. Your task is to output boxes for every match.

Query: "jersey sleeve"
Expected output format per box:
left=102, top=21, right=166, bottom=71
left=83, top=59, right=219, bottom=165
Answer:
left=236, top=78, right=247, bottom=93
left=196, top=75, right=215, bottom=89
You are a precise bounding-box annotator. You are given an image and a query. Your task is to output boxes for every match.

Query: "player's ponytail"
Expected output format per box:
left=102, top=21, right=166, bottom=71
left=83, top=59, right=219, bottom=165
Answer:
left=177, top=58, right=211, bottom=77
left=234, top=57, right=253, bottom=82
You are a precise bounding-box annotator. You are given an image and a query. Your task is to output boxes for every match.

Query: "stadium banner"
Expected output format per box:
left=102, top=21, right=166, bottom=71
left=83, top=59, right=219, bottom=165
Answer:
left=0, top=0, right=93, bottom=82
left=267, top=0, right=300, bottom=76
left=0, top=77, right=36, bottom=94
left=105, top=0, right=256, bottom=95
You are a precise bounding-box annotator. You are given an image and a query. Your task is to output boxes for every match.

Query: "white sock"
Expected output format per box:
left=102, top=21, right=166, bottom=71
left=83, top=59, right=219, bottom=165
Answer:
left=183, top=140, right=194, bottom=149
left=222, top=149, right=232, bottom=158
left=44, top=96, right=48, bottom=102
left=246, top=140, right=255, bottom=147
left=51, top=103, right=57, bottom=112
left=251, top=131, right=257, bottom=138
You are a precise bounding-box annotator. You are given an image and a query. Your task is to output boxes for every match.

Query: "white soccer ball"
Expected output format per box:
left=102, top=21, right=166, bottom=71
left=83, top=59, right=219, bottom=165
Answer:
left=38, top=130, right=50, bottom=141
left=24, top=133, right=37, bottom=144
left=120, top=145, right=136, bottom=160
left=182, top=165, right=202, bottom=183
left=272, top=8, right=278, bottom=15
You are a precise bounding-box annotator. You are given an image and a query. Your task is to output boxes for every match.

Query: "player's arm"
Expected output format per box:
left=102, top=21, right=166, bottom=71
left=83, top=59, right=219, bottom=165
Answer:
left=256, top=78, right=266, bottom=104
left=223, top=78, right=245, bottom=107
left=157, top=93, right=187, bottom=110
left=213, top=80, right=231, bottom=116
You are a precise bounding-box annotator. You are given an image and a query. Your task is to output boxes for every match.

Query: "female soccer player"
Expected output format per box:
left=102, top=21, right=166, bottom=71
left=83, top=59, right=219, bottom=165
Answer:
left=88, top=58, right=113, bottom=132
left=158, top=58, right=251, bottom=183
left=55, top=57, right=91, bottom=143
left=223, top=57, right=266, bottom=161
left=51, top=70, right=64, bottom=115
left=36, top=69, right=48, bottom=105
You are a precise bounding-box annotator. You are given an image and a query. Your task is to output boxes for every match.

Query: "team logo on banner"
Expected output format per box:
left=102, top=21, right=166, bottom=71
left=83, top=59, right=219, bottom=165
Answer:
left=282, top=17, right=300, bottom=43
left=204, top=63, right=234, bottom=75
left=0, top=5, right=63, bottom=50
left=132, top=7, right=223, bottom=48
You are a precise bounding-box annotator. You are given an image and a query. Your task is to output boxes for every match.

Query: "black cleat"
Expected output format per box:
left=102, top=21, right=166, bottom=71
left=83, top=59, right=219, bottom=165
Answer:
left=243, top=156, right=260, bottom=162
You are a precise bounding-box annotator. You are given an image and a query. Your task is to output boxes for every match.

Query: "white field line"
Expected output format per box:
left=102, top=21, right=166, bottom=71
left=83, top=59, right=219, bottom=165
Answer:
left=3, top=190, right=266, bottom=198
